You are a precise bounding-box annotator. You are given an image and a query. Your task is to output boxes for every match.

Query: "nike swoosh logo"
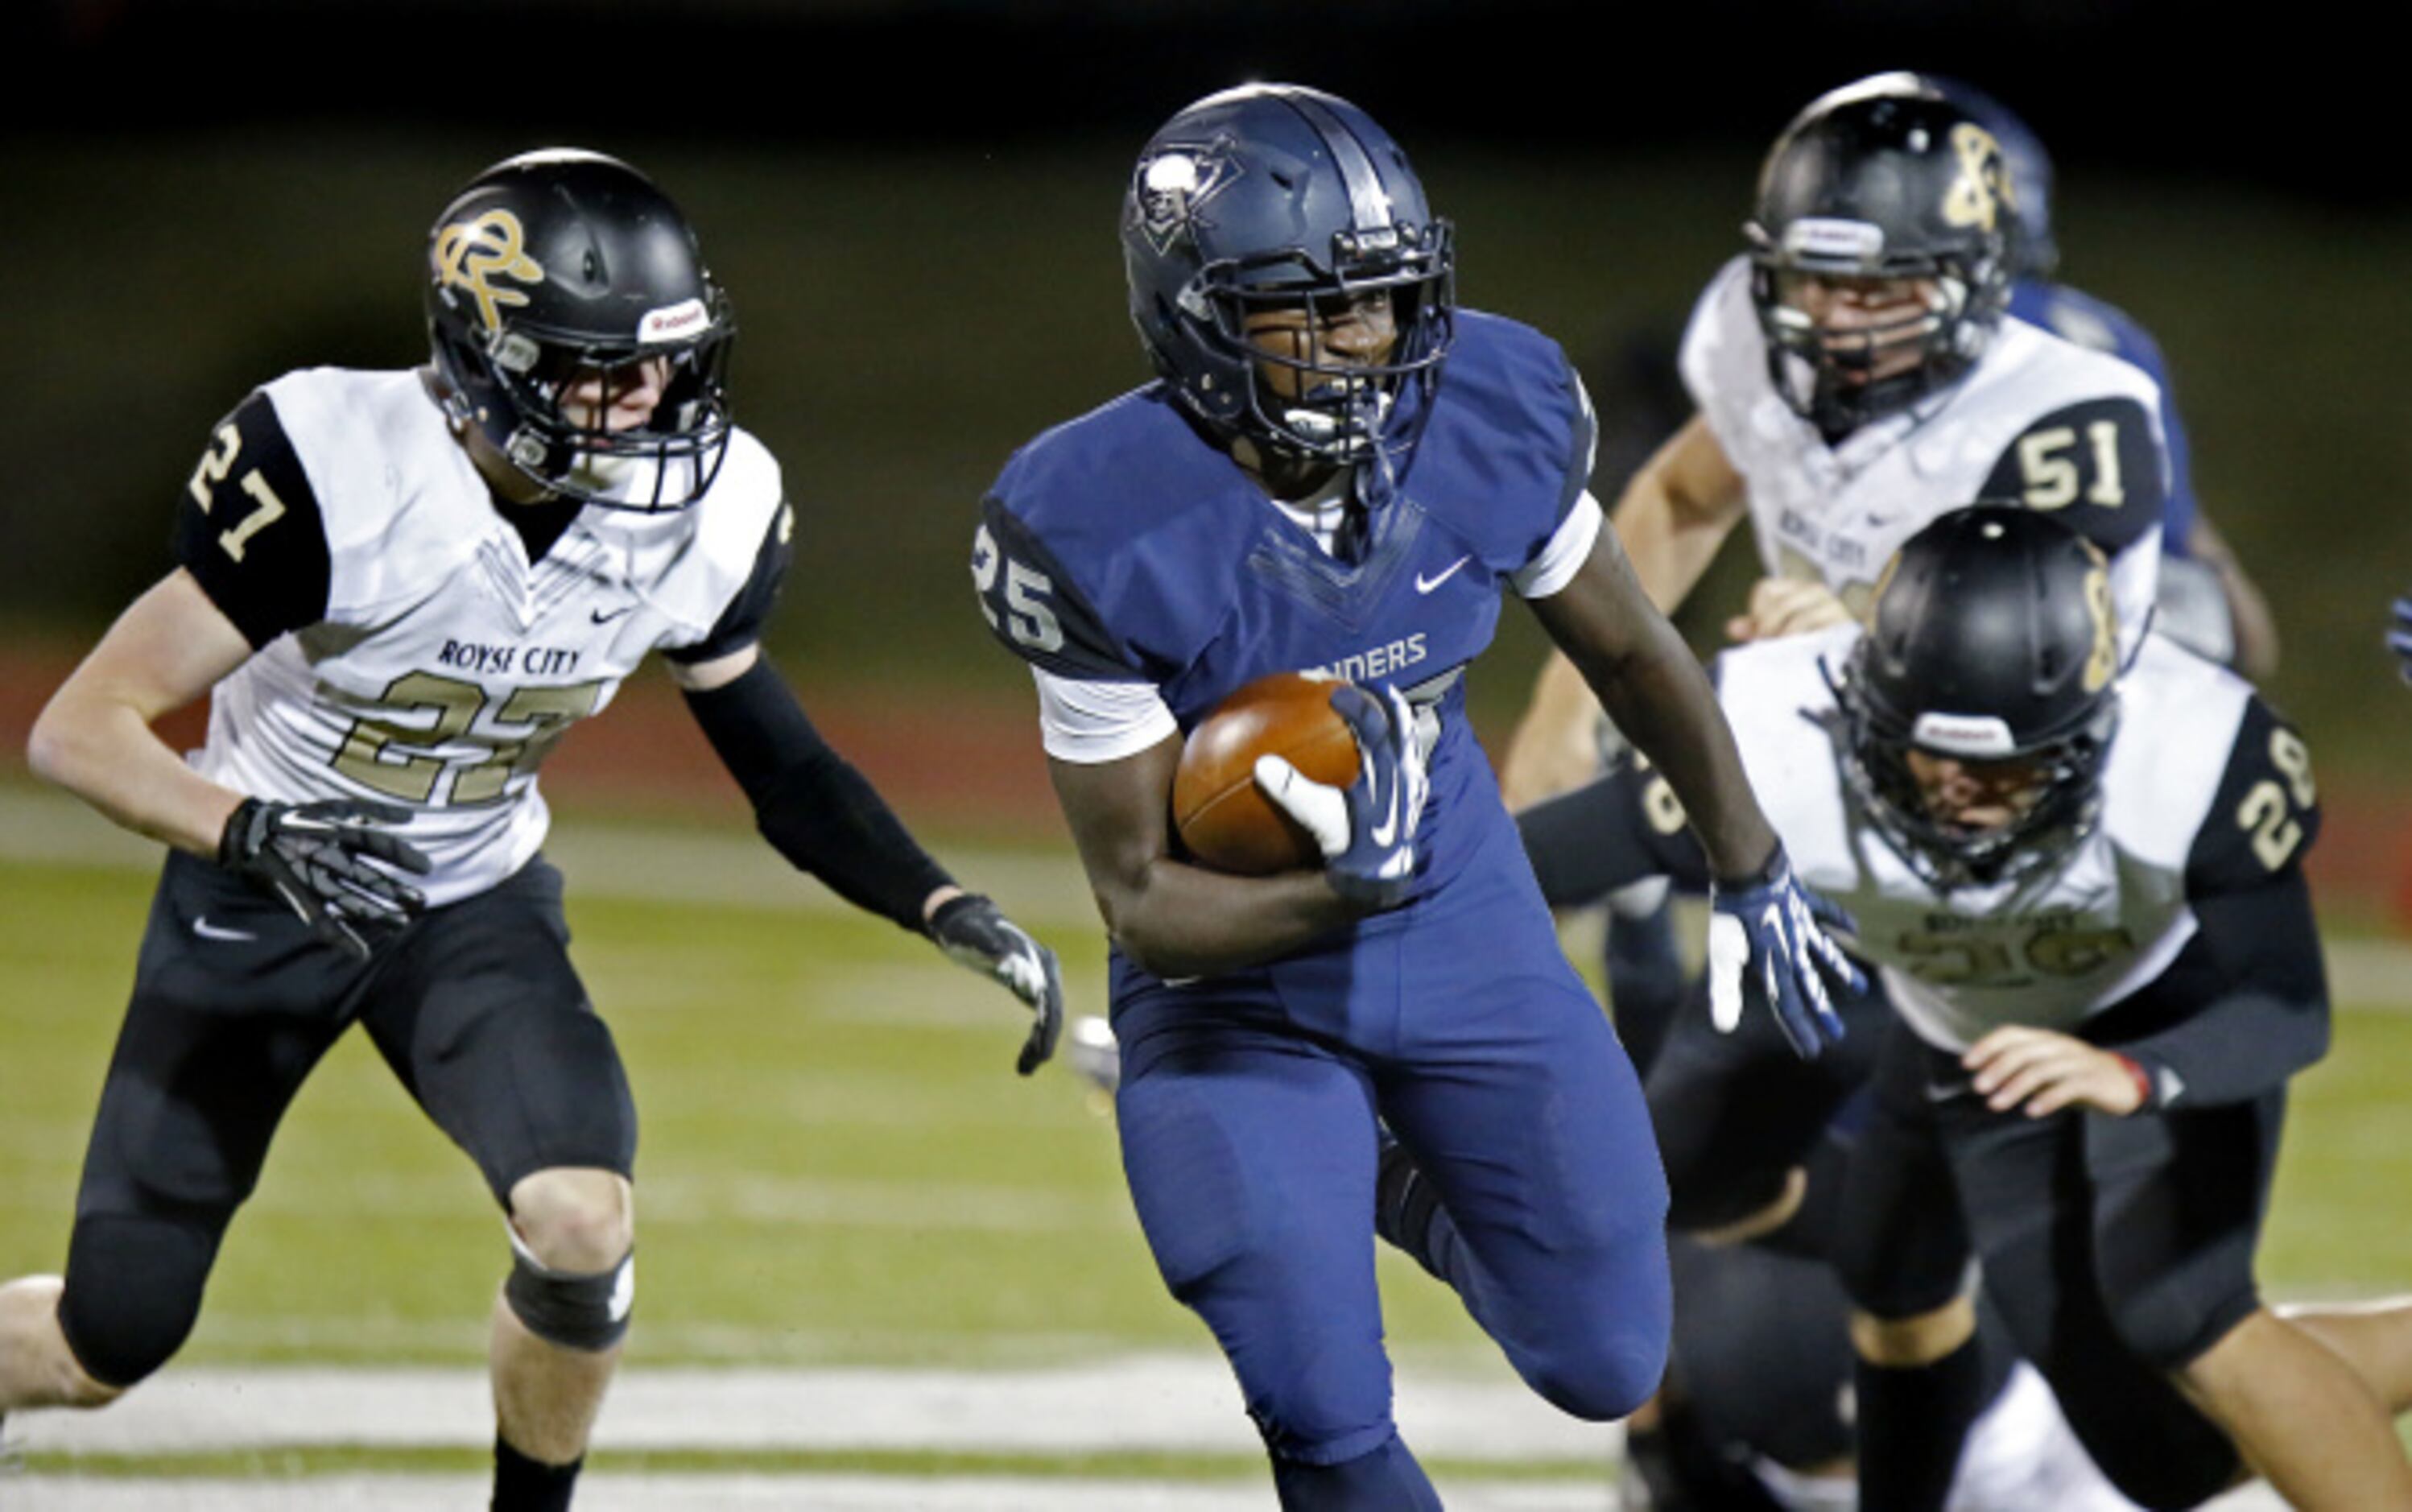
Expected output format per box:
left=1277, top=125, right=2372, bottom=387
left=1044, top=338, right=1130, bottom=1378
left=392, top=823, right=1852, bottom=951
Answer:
left=1925, top=1078, right=1971, bottom=1103
left=591, top=605, right=634, bottom=624
left=1415, top=556, right=1472, bottom=594
left=192, top=916, right=257, bottom=943
left=1368, top=780, right=1400, bottom=848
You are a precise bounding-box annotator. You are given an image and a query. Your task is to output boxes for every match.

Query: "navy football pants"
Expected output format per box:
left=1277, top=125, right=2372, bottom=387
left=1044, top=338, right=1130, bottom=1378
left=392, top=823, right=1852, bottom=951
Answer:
left=1111, top=843, right=1670, bottom=1502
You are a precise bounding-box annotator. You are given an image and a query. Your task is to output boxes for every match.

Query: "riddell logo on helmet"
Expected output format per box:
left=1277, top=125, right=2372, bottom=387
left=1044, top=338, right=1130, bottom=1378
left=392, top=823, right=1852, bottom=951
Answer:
left=1783, top=218, right=1885, bottom=261
left=432, top=210, right=544, bottom=333
left=638, top=300, right=709, bottom=344
left=1910, top=713, right=2016, bottom=758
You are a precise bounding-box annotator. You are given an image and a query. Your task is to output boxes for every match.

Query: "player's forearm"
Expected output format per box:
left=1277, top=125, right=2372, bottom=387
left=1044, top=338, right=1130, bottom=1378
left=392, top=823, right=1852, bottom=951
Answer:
left=1612, top=464, right=1739, bottom=614
left=683, top=660, right=955, bottom=931
left=26, top=688, right=241, bottom=857
left=1497, top=651, right=1604, bottom=810
left=2191, top=518, right=2282, bottom=680
left=2112, top=876, right=2328, bottom=1106
left=1092, top=859, right=1359, bottom=980
left=1585, top=624, right=1775, bottom=883
left=1515, top=770, right=1705, bottom=910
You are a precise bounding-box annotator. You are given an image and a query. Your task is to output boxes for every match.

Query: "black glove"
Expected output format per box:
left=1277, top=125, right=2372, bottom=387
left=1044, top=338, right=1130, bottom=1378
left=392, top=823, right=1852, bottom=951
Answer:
left=929, top=893, right=1065, bottom=1076
left=217, top=797, right=432, bottom=960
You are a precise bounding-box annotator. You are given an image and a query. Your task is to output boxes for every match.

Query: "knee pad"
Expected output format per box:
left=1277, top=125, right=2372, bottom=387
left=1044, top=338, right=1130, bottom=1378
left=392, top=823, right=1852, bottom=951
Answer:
left=1516, top=1327, right=1667, bottom=1423
left=60, top=1213, right=217, bottom=1388
left=504, top=1232, right=633, bottom=1353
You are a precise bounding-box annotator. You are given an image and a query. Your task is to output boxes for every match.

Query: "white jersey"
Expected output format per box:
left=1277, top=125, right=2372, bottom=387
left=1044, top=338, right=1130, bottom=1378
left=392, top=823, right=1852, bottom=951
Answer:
left=179, top=367, right=788, bottom=907
left=1713, top=626, right=2294, bottom=1052
left=1679, top=257, right=2168, bottom=642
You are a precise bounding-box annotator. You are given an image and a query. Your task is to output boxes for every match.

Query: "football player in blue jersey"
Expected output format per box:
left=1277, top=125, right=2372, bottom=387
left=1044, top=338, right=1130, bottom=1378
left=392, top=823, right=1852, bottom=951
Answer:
left=974, top=84, right=1863, bottom=1510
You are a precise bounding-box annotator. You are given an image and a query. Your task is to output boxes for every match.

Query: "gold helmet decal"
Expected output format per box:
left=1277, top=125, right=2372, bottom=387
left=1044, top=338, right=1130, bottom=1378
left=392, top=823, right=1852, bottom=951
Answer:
left=1863, top=547, right=1904, bottom=627
left=2080, top=551, right=2117, bottom=693
left=432, top=209, right=545, bottom=334
left=1940, top=122, right=2012, bottom=233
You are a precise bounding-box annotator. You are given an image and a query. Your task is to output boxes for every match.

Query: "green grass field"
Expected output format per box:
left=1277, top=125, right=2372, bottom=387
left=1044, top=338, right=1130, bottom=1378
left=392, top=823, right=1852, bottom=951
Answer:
left=4, top=835, right=2408, bottom=1500
left=6, top=844, right=2407, bottom=1373
left=0, top=846, right=1506, bottom=1378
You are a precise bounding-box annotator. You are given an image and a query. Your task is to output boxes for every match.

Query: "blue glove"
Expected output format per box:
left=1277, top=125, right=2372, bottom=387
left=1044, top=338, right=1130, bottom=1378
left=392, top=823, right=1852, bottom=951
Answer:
left=929, top=893, right=1065, bottom=1076
left=1706, top=845, right=1865, bottom=1060
left=2389, top=597, right=2412, bottom=684
left=1253, top=683, right=1429, bottom=911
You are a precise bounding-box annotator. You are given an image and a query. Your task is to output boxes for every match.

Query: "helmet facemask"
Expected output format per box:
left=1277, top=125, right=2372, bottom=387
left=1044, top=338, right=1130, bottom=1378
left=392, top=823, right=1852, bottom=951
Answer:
left=1196, top=225, right=1455, bottom=476
left=1830, top=642, right=2120, bottom=891
left=432, top=291, right=737, bottom=512
left=424, top=150, right=739, bottom=514
left=1120, top=85, right=1456, bottom=505
left=1751, top=258, right=1990, bottom=442
left=1743, top=84, right=2018, bottom=443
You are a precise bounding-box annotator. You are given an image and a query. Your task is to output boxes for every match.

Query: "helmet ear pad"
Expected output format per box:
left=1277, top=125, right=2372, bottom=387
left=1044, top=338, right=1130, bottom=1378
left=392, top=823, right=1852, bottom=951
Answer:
left=1118, top=85, right=1456, bottom=477
left=1840, top=506, right=2122, bottom=886
left=423, top=148, right=737, bottom=511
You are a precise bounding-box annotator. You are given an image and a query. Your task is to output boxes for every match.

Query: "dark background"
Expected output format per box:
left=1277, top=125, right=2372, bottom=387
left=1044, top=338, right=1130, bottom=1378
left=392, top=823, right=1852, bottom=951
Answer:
left=4, top=1, right=2407, bottom=807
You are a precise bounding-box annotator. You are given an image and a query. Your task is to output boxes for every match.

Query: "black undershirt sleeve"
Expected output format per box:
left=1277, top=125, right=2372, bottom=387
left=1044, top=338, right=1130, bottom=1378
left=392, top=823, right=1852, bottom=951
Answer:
left=173, top=390, right=332, bottom=647
left=2085, top=696, right=2327, bottom=1108
left=1515, top=758, right=1712, bottom=910
left=2090, top=871, right=2329, bottom=1109
left=682, top=655, right=955, bottom=931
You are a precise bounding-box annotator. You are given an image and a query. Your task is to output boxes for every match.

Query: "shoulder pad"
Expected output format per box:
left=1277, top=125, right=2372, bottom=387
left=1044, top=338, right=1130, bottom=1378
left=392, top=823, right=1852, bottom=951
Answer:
left=973, top=493, right=1142, bottom=680
left=1410, top=311, right=1596, bottom=566
left=175, top=385, right=332, bottom=647
left=2188, top=695, right=2321, bottom=894
left=1979, top=395, right=2165, bottom=556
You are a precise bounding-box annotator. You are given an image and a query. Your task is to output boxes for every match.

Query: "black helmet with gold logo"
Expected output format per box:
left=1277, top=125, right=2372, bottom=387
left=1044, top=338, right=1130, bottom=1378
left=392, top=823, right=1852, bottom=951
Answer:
left=1745, top=73, right=2018, bottom=441
left=1836, top=506, right=2122, bottom=887
left=425, top=148, right=735, bottom=510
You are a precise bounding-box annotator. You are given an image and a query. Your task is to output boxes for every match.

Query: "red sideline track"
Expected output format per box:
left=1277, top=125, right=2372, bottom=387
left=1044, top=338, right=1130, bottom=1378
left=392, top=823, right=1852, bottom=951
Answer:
left=2, top=650, right=2406, bottom=925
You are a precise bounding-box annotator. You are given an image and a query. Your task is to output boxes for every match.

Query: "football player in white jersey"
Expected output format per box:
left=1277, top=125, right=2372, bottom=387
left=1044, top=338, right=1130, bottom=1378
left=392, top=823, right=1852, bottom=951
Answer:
left=1502, top=72, right=2171, bottom=812
left=1514, top=507, right=2412, bottom=1510
left=0, top=150, right=1063, bottom=1510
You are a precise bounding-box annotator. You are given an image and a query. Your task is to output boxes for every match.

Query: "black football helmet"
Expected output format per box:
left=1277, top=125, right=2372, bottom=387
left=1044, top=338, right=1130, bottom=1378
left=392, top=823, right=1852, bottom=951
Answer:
left=1836, top=506, right=2121, bottom=888
left=426, top=148, right=735, bottom=510
left=1745, top=74, right=2018, bottom=440
left=1121, top=84, right=1455, bottom=483
left=1924, top=76, right=2059, bottom=279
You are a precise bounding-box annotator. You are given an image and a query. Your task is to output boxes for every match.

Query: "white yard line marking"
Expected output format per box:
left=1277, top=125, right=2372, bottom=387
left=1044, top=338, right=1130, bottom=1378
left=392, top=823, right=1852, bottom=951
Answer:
left=0, top=1474, right=1638, bottom=1510
left=9, top=1358, right=1612, bottom=1462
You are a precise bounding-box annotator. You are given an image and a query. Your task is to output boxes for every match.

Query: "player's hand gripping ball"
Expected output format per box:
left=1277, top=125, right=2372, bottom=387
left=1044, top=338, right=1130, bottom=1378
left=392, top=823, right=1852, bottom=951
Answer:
left=1172, top=671, right=1361, bottom=874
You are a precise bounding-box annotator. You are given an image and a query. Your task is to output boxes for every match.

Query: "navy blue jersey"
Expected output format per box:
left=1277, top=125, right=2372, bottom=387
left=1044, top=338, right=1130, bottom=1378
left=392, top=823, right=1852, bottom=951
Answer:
left=2009, top=279, right=2198, bottom=557
left=977, top=310, right=1593, bottom=930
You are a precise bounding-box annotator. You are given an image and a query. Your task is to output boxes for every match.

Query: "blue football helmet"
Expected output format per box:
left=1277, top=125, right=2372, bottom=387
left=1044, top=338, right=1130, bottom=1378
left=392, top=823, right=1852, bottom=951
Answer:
left=1121, top=85, right=1455, bottom=478
left=1746, top=73, right=2018, bottom=440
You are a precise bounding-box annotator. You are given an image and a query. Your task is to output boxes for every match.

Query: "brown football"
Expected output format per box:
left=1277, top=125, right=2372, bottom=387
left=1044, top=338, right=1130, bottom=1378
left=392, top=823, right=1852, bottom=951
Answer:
left=1171, top=671, right=1362, bottom=875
